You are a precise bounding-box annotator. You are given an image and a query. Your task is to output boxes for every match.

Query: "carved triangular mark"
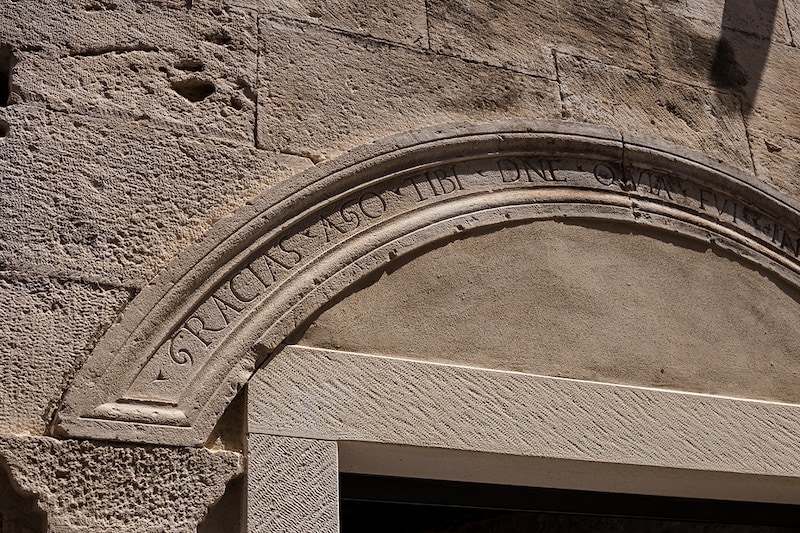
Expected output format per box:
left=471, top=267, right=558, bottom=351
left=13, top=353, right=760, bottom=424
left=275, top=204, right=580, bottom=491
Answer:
left=154, top=369, right=168, bottom=382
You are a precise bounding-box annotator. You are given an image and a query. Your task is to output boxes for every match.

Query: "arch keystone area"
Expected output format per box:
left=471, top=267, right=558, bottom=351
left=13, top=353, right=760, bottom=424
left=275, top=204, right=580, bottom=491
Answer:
left=54, top=121, right=800, bottom=446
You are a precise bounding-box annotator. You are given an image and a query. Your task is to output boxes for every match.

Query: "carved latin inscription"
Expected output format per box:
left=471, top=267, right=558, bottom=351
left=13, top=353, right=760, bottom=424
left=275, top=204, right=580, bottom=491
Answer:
left=124, top=155, right=800, bottom=403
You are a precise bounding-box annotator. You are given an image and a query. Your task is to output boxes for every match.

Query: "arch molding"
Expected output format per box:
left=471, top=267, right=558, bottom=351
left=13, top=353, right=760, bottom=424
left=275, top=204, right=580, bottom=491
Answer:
left=55, top=121, right=800, bottom=445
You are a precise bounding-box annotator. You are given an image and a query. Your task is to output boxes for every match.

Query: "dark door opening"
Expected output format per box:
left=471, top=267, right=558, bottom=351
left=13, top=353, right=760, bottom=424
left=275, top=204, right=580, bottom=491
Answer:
left=340, top=474, right=800, bottom=532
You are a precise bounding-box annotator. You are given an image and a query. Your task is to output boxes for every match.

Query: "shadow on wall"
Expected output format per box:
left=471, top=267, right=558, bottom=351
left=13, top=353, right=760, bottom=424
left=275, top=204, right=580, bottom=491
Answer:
left=0, top=459, right=46, bottom=533
left=710, top=0, right=779, bottom=115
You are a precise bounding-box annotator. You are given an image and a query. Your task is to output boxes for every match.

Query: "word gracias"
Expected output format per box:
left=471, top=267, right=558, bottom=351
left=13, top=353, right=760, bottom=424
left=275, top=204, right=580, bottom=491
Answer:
left=149, top=157, right=800, bottom=381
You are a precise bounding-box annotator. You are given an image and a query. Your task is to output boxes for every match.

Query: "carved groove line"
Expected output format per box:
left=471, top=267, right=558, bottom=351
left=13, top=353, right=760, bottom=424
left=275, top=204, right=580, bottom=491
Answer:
left=56, top=122, right=800, bottom=445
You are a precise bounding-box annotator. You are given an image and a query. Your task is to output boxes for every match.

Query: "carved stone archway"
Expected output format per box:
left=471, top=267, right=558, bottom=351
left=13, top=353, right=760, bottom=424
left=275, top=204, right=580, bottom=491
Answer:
left=55, top=121, right=800, bottom=446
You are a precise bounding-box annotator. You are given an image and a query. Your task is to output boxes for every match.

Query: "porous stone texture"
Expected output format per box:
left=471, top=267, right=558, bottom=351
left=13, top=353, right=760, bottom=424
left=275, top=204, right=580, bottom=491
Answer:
left=3, top=0, right=800, bottom=526
left=232, top=0, right=428, bottom=47
left=197, top=474, right=244, bottom=533
left=0, top=459, right=46, bottom=533
left=56, top=121, right=800, bottom=446
left=256, top=19, right=561, bottom=160
left=0, top=435, right=242, bottom=533
left=1, top=0, right=259, bottom=143
left=557, top=54, right=752, bottom=170
left=0, top=105, right=310, bottom=288
left=247, top=434, right=338, bottom=533
left=428, top=0, right=655, bottom=79
left=0, top=273, right=130, bottom=435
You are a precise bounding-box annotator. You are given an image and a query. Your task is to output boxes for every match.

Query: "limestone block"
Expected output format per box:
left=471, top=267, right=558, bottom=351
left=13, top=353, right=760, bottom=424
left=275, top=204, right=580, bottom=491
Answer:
left=0, top=105, right=311, bottom=288
left=750, top=128, right=800, bottom=198
left=230, top=0, right=428, bottom=47
left=647, top=12, right=754, bottom=94
left=653, top=0, right=791, bottom=44
left=557, top=53, right=751, bottom=170
left=247, top=434, right=338, bottom=533
left=1, top=0, right=258, bottom=142
left=256, top=19, right=561, bottom=160
left=788, top=0, right=800, bottom=45
left=648, top=9, right=800, bottom=139
left=0, top=273, right=130, bottom=435
left=250, top=346, right=800, bottom=482
left=743, top=43, right=800, bottom=137
left=56, top=120, right=800, bottom=446
left=427, top=0, right=653, bottom=79
left=299, top=219, right=800, bottom=405
left=0, top=435, right=242, bottom=533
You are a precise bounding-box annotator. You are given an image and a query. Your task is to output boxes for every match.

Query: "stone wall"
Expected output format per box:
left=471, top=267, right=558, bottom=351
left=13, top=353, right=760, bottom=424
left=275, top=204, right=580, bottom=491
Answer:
left=2, top=0, right=800, bottom=530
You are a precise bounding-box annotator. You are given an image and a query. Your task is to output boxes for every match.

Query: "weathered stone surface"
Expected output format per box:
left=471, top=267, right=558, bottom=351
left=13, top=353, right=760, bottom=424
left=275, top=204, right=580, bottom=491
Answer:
left=0, top=105, right=310, bottom=288
left=2, top=0, right=258, bottom=142
left=647, top=11, right=758, bottom=94
left=557, top=53, right=751, bottom=170
left=744, top=43, right=800, bottom=138
left=750, top=128, right=800, bottom=199
left=653, top=0, right=791, bottom=44
left=0, top=273, right=130, bottom=435
left=257, top=19, right=561, bottom=160
left=250, top=346, right=800, bottom=485
left=197, top=474, right=244, bottom=533
left=56, top=121, right=800, bottom=445
left=787, top=0, right=800, bottom=45
left=0, top=460, right=46, bottom=533
left=247, top=434, right=338, bottom=533
left=0, top=435, right=242, bottom=532
left=659, top=18, right=800, bottom=192
left=1, top=0, right=800, bottom=528
left=648, top=8, right=800, bottom=141
left=232, top=0, right=428, bottom=47
left=300, top=219, right=800, bottom=404
left=428, top=0, right=653, bottom=79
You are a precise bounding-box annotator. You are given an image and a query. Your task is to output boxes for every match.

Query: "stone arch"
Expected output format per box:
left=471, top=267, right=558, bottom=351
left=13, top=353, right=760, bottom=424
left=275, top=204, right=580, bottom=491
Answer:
left=55, top=121, right=800, bottom=446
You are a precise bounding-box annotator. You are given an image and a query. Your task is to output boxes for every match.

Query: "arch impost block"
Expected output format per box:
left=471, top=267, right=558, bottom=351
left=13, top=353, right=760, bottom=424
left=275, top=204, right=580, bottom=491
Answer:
left=54, top=121, right=800, bottom=446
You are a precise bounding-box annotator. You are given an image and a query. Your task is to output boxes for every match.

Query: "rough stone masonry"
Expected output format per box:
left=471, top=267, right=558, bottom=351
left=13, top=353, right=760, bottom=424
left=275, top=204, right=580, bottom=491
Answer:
left=3, top=0, right=800, bottom=531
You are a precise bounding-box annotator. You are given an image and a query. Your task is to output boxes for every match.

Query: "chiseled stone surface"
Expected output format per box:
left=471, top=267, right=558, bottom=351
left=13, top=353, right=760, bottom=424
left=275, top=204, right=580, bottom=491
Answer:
left=428, top=0, right=654, bottom=79
left=257, top=19, right=561, bottom=160
left=0, top=435, right=242, bottom=533
left=247, top=434, right=338, bottom=533
left=648, top=10, right=800, bottom=135
left=647, top=9, right=750, bottom=91
left=56, top=121, right=800, bottom=445
left=233, top=0, right=428, bottom=47
left=1, top=0, right=259, bottom=143
left=0, top=273, right=130, bottom=435
left=750, top=127, right=800, bottom=198
left=0, top=105, right=310, bottom=289
left=655, top=0, right=792, bottom=44
left=557, top=53, right=752, bottom=170
left=300, top=220, right=800, bottom=404
left=2, top=0, right=800, bottom=526
left=788, top=0, right=800, bottom=45
left=744, top=42, right=800, bottom=136
left=648, top=10, right=800, bottom=189
left=250, top=346, right=800, bottom=480
left=651, top=8, right=800, bottom=113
